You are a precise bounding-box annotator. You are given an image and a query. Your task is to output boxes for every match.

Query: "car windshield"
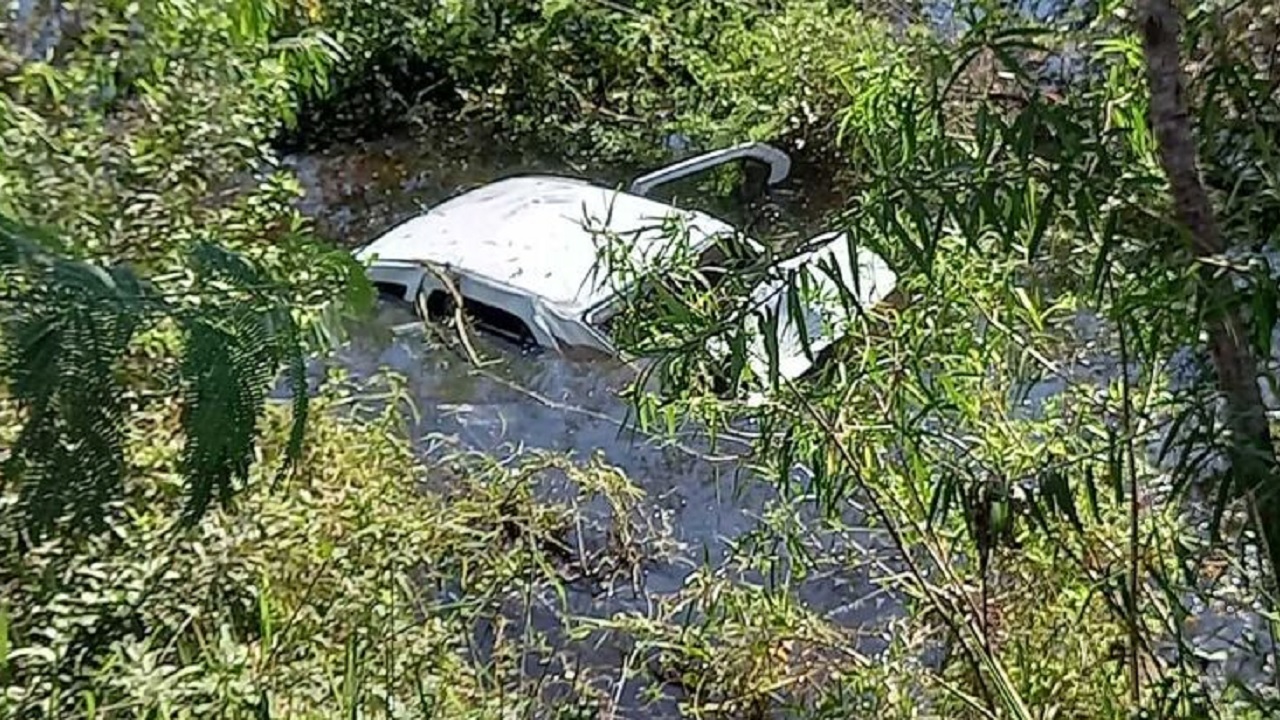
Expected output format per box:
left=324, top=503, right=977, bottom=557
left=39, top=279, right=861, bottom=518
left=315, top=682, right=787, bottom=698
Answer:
left=584, top=232, right=760, bottom=341
left=741, top=232, right=897, bottom=383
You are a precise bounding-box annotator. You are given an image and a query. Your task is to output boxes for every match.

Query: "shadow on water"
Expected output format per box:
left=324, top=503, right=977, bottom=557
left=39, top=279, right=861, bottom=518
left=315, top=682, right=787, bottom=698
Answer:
left=290, top=130, right=904, bottom=712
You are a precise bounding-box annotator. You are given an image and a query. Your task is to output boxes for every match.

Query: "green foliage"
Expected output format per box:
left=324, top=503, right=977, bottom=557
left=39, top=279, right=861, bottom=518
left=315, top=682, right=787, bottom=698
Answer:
left=602, top=0, right=1280, bottom=716
left=0, top=218, right=319, bottom=538
left=306, top=0, right=913, bottom=164
left=1, top=219, right=143, bottom=539
left=0, top=0, right=341, bottom=260
left=1, top=386, right=664, bottom=717
left=0, top=0, right=372, bottom=536
left=176, top=244, right=308, bottom=523
left=4, top=0, right=1280, bottom=717
left=673, top=1, right=917, bottom=163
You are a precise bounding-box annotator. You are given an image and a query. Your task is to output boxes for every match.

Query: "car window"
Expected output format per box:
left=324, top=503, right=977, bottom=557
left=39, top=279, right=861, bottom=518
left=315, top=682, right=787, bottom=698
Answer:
left=641, top=161, right=773, bottom=227
left=584, top=237, right=753, bottom=336
left=374, top=281, right=410, bottom=301
left=423, top=289, right=537, bottom=348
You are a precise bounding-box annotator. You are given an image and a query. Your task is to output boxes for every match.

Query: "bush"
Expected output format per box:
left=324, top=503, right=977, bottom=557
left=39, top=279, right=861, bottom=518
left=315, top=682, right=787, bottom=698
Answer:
left=302, top=0, right=915, bottom=165
left=1, top=382, right=662, bottom=717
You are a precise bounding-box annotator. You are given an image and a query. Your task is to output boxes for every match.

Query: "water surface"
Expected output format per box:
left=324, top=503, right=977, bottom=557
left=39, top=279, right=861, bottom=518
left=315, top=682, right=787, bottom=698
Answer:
left=291, top=132, right=901, bottom=713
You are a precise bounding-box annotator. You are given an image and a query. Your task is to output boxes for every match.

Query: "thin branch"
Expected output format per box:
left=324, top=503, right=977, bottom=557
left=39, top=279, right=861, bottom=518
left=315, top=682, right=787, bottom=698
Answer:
left=1113, top=272, right=1143, bottom=703
left=417, top=262, right=497, bottom=369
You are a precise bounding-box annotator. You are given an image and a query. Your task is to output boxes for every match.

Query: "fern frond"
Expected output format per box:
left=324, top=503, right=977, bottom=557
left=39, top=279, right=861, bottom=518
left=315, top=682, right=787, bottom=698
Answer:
left=276, top=314, right=310, bottom=486
left=177, top=242, right=308, bottom=521
left=178, top=308, right=275, bottom=522
left=1, top=255, right=144, bottom=539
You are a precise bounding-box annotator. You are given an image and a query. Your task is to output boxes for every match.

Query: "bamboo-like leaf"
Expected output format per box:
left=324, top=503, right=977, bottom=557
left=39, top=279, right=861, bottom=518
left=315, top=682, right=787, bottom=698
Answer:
left=274, top=312, right=310, bottom=487
left=1050, top=470, right=1084, bottom=533
left=0, top=602, right=9, bottom=683
left=1083, top=464, right=1103, bottom=523
left=1013, top=287, right=1043, bottom=333
left=1107, top=427, right=1125, bottom=505
left=1026, top=183, right=1056, bottom=259
left=761, top=304, right=781, bottom=389
left=928, top=474, right=956, bottom=527
left=1089, top=209, right=1119, bottom=299
left=1209, top=467, right=1237, bottom=544
left=786, top=270, right=814, bottom=362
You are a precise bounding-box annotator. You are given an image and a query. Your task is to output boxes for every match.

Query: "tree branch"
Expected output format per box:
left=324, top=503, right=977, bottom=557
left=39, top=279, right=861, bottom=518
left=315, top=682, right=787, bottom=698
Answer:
left=1139, top=0, right=1280, bottom=631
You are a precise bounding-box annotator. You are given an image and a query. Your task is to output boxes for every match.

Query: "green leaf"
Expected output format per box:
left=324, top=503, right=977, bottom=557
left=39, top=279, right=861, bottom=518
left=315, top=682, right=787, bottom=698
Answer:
left=1083, top=464, right=1103, bottom=523
left=761, top=305, right=780, bottom=389
left=1013, top=286, right=1043, bottom=333
left=928, top=474, right=956, bottom=527
left=1026, top=183, right=1056, bottom=259
left=0, top=602, right=9, bottom=682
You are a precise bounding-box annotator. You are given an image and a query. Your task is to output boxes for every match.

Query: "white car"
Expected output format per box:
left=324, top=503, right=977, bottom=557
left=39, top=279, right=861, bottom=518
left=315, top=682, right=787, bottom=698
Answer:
left=355, top=143, right=897, bottom=383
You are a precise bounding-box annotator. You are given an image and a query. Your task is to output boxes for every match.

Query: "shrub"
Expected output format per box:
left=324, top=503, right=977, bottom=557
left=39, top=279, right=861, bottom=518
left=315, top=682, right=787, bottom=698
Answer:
left=1, top=381, right=662, bottom=717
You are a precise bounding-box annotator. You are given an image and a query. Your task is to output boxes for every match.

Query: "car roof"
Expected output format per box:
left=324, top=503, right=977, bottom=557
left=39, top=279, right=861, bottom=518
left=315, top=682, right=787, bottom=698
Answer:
left=355, top=175, right=738, bottom=315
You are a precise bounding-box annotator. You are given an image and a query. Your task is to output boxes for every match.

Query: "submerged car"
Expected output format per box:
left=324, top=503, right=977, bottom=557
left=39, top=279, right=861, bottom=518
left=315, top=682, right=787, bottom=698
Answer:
left=355, top=143, right=897, bottom=383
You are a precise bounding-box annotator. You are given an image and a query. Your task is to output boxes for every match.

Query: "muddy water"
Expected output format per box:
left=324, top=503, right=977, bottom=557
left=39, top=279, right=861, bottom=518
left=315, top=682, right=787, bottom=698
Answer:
left=289, top=132, right=900, bottom=712
left=285, top=127, right=830, bottom=247
left=324, top=300, right=899, bottom=712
